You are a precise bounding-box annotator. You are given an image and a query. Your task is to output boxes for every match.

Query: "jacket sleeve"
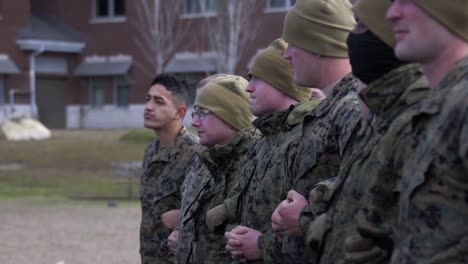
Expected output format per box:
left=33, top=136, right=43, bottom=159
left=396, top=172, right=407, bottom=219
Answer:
left=334, top=96, right=361, bottom=156
left=224, top=185, right=241, bottom=222
left=257, top=229, right=285, bottom=264
left=460, top=112, right=468, bottom=169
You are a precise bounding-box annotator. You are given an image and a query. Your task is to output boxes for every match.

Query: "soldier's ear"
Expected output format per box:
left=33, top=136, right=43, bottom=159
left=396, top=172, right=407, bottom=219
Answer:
left=174, top=106, right=186, bottom=120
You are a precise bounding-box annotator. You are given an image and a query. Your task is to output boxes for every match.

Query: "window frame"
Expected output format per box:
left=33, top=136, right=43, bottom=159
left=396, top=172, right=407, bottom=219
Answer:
left=265, top=0, right=296, bottom=12
left=181, top=0, right=218, bottom=18
left=113, top=76, right=129, bottom=107
left=0, top=75, right=4, bottom=106
left=89, top=78, right=106, bottom=108
left=0, top=0, right=3, bottom=21
left=90, top=0, right=126, bottom=24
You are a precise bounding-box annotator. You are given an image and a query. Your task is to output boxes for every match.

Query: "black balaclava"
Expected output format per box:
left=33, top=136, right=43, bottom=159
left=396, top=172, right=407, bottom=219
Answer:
left=347, top=29, right=406, bottom=85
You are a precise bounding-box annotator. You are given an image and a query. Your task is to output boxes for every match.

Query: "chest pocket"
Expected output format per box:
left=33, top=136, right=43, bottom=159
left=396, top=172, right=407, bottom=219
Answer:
left=181, top=165, right=214, bottom=227
left=397, top=114, right=437, bottom=221
left=182, top=182, right=212, bottom=224
left=294, top=137, right=319, bottom=186
left=141, top=161, right=179, bottom=205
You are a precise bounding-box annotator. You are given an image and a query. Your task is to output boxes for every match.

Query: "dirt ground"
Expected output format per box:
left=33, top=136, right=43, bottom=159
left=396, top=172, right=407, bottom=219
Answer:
left=0, top=198, right=141, bottom=264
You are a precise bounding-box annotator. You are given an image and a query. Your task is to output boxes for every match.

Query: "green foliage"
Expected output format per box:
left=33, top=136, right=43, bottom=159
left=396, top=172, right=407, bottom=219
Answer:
left=119, top=129, right=156, bottom=144
left=0, top=129, right=146, bottom=200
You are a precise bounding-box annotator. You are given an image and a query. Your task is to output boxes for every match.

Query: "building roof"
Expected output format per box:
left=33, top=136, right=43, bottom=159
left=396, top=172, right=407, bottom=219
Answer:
left=17, top=13, right=85, bottom=53
left=18, top=13, right=84, bottom=42
left=74, top=55, right=132, bottom=76
left=0, top=54, right=20, bottom=74
left=165, top=52, right=219, bottom=73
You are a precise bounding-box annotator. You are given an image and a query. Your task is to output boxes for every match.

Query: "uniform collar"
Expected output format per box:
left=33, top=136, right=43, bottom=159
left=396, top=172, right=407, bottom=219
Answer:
left=306, top=73, right=357, bottom=118
left=359, top=64, right=427, bottom=122
left=200, top=127, right=259, bottom=166
left=151, top=127, right=192, bottom=163
left=252, top=108, right=290, bottom=135
left=252, top=99, right=321, bottom=135
left=418, top=55, right=468, bottom=116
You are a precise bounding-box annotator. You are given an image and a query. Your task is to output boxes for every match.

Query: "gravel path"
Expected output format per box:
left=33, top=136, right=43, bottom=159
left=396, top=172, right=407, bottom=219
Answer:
left=0, top=199, right=141, bottom=264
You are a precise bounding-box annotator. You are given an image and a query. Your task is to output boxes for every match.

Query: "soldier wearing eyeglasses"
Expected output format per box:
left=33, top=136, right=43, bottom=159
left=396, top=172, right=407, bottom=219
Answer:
left=171, top=75, right=261, bottom=264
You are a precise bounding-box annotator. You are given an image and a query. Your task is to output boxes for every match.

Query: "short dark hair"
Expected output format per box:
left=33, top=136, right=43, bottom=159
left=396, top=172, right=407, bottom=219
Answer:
left=150, top=74, right=190, bottom=106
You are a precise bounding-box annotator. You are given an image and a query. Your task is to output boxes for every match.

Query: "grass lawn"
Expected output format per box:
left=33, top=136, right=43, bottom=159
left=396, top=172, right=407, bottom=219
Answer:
left=0, top=129, right=154, bottom=200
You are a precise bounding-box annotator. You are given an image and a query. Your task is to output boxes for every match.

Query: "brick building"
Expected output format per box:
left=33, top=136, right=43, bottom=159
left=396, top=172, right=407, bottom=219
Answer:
left=0, top=0, right=294, bottom=128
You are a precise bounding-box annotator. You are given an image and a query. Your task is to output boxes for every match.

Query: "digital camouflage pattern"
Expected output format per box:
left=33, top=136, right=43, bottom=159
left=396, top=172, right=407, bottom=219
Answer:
left=280, top=73, right=360, bottom=264
left=139, top=127, right=198, bottom=264
left=315, top=64, right=429, bottom=264
left=177, top=127, right=261, bottom=264
left=391, top=57, right=468, bottom=263
left=223, top=99, right=321, bottom=264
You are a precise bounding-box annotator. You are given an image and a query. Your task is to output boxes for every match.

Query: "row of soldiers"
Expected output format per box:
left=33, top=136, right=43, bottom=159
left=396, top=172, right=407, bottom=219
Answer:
left=139, top=0, right=468, bottom=263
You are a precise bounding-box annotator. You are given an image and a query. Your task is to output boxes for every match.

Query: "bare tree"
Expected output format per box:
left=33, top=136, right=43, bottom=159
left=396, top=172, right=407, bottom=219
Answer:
left=132, top=0, right=193, bottom=77
left=207, top=0, right=264, bottom=74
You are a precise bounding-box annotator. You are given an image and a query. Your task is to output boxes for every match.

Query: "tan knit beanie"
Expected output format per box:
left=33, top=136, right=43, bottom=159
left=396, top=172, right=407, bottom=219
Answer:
left=194, top=75, right=252, bottom=130
left=248, top=39, right=311, bottom=102
left=353, top=0, right=395, bottom=47
left=413, top=0, right=468, bottom=42
left=282, top=0, right=356, bottom=57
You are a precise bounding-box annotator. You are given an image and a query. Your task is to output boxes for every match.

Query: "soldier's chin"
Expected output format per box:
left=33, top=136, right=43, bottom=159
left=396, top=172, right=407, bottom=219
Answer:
left=199, top=137, right=214, bottom=147
left=249, top=105, right=263, bottom=117
left=199, top=136, right=207, bottom=146
left=143, top=121, right=157, bottom=129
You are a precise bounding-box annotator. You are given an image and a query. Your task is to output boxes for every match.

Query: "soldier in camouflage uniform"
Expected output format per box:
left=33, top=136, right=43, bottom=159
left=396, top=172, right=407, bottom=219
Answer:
left=385, top=0, right=468, bottom=263
left=201, top=39, right=318, bottom=264
left=297, top=1, right=430, bottom=263
left=174, top=75, right=260, bottom=264
left=139, top=74, right=198, bottom=264
left=263, top=0, right=360, bottom=263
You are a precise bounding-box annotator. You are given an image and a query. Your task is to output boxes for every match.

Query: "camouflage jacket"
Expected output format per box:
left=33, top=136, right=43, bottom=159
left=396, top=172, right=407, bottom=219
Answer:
left=390, top=57, right=468, bottom=264
left=177, top=127, right=261, bottom=264
left=315, top=64, right=429, bottom=264
left=279, top=73, right=360, bottom=264
left=224, top=99, right=321, bottom=264
left=139, top=127, right=198, bottom=264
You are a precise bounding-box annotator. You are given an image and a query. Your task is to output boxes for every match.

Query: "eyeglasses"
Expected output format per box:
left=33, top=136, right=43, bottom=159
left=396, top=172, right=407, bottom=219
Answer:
left=191, top=109, right=212, bottom=120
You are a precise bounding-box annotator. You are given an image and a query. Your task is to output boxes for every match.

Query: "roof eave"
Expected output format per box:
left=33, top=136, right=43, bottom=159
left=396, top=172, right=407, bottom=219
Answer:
left=17, top=39, right=85, bottom=53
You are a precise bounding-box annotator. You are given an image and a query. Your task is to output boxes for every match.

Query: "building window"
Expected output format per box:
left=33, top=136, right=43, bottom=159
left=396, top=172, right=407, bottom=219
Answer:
left=90, top=78, right=105, bottom=107
left=0, top=76, right=4, bottom=106
left=183, top=0, right=218, bottom=17
left=114, top=77, right=129, bottom=107
left=36, top=56, right=68, bottom=75
left=266, top=0, right=296, bottom=11
left=92, top=0, right=126, bottom=23
left=0, top=0, right=3, bottom=20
